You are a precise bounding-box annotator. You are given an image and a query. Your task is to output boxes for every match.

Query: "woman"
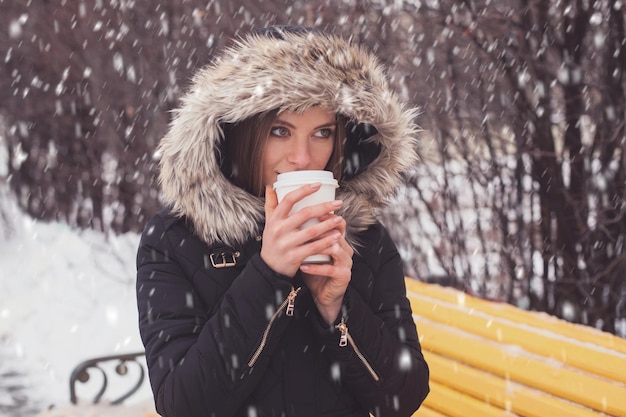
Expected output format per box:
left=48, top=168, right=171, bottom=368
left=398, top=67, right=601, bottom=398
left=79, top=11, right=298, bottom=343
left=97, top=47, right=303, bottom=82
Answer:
left=136, top=25, right=429, bottom=417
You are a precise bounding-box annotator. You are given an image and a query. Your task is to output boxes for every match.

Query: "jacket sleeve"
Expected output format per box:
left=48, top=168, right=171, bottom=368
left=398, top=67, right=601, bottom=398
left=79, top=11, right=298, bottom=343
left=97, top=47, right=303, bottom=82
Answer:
left=136, top=214, right=295, bottom=417
left=308, top=223, right=430, bottom=417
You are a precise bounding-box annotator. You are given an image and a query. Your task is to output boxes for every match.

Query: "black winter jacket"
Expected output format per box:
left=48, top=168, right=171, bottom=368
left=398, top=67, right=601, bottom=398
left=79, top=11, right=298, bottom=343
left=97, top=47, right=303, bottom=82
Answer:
left=136, top=26, right=429, bottom=417
left=137, top=212, right=429, bottom=417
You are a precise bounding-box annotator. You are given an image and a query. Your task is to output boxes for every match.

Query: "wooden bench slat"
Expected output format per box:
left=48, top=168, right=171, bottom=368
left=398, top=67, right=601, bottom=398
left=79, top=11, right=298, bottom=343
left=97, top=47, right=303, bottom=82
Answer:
left=405, top=279, right=626, bottom=355
left=406, top=289, right=626, bottom=385
left=424, top=350, right=607, bottom=417
left=418, top=380, right=516, bottom=417
left=414, top=315, right=626, bottom=415
left=412, top=405, right=450, bottom=417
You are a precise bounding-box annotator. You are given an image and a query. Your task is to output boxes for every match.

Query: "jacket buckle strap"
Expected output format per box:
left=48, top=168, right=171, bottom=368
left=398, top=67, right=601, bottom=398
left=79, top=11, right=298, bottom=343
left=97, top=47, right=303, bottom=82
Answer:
left=210, top=251, right=240, bottom=268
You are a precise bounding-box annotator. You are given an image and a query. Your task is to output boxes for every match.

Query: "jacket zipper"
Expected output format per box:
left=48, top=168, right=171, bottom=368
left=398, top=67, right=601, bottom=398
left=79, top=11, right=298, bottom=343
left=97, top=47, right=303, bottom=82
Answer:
left=248, top=286, right=301, bottom=367
left=336, top=318, right=380, bottom=381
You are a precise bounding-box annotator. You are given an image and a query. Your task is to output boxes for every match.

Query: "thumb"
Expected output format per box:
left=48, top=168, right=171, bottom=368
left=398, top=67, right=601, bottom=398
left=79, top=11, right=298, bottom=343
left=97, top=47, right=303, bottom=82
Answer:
left=264, top=185, right=278, bottom=218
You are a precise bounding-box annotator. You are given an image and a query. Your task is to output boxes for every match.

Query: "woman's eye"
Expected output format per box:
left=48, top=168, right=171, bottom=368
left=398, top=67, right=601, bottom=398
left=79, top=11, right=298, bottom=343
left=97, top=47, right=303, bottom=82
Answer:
left=270, top=126, right=290, bottom=137
left=315, top=128, right=334, bottom=138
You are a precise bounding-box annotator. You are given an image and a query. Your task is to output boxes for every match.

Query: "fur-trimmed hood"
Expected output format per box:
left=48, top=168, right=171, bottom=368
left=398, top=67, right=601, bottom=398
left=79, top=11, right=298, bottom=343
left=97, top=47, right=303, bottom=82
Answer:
left=157, top=27, right=419, bottom=247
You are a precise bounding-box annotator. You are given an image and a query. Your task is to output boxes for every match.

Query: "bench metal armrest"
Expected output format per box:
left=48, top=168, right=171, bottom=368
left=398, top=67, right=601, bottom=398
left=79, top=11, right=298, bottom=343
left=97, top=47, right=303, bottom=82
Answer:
left=69, top=351, right=146, bottom=405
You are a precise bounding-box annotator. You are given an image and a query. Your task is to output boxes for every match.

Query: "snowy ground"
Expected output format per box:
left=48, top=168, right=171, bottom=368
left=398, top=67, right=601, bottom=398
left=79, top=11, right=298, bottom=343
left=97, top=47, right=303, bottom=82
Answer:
left=0, top=202, right=153, bottom=417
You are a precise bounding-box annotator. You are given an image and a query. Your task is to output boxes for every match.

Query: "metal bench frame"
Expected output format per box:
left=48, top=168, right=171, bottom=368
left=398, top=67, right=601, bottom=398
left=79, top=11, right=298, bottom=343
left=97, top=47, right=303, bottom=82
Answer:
left=69, top=351, right=146, bottom=405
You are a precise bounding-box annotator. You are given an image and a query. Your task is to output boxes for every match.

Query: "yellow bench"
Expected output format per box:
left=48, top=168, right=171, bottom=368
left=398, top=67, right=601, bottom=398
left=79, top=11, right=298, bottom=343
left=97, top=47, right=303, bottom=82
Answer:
left=42, top=278, right=626, bottom=417
left=405, top=278, right=626, bottom=417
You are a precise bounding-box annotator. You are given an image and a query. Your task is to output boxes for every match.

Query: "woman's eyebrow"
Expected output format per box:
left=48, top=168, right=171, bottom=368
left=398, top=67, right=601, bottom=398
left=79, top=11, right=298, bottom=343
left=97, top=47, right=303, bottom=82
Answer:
left=273, top=119, right=337, bottom=129
left=272, top=118, right=296, bottom=128
left=316, top=121, right=338, bottom=129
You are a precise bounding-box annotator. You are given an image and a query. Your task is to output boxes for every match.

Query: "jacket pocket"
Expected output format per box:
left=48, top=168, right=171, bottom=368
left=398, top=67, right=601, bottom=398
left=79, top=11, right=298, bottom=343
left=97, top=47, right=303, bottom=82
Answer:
left=335, top=318, right=380, bottom=382
left=248, top=287, right=301, bottom=367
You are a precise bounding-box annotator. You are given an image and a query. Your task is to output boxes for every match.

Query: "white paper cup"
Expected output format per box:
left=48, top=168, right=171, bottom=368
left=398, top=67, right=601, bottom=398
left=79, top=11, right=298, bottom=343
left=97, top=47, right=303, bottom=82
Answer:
left=273, top=170, right=339, bottom=264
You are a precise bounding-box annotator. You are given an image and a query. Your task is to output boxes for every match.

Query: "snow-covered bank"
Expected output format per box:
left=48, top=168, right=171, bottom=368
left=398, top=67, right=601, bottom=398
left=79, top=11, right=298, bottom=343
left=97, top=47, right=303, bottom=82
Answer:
left=0, top=208, right=152, bottom=416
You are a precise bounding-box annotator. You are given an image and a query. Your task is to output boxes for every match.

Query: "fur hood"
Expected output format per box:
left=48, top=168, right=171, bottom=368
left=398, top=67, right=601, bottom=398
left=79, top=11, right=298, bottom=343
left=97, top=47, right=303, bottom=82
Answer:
left=157, top=27, right=419, bottom=247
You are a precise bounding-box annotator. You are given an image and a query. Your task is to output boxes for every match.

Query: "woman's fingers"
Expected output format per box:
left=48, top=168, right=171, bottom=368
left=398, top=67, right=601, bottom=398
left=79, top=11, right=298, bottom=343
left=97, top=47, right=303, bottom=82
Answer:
left=301, top=230, right=353, bottom=274
left=264, top=185, right=279, bottom=218
left=272, top=183, right=322, bottom=218
left=262, top=182, right=346, bottom=276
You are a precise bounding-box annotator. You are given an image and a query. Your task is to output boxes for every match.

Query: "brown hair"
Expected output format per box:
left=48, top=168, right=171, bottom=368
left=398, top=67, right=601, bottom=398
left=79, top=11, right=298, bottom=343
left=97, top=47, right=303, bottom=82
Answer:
left=222, top=109, right=346, bottom=197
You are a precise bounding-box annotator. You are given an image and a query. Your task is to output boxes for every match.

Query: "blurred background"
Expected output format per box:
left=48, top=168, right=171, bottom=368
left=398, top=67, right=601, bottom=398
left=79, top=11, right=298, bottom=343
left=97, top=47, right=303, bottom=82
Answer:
left=1, top=0, right=624, bottom=338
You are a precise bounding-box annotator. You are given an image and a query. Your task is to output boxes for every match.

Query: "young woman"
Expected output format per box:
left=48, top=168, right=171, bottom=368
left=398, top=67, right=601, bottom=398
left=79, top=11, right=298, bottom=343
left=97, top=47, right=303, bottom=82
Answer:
left=136, top=25, right=429, bottom=417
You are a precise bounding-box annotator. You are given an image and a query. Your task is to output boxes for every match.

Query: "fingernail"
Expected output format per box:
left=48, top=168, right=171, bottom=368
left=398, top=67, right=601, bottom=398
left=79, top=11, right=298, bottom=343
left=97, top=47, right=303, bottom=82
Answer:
left=333, top=216, right=342, bottom=223
left=300, top=265, right=310, bottom=271
left=331, top=200, right=343, bottom=207
left=310, top=182, right=322, bottom=189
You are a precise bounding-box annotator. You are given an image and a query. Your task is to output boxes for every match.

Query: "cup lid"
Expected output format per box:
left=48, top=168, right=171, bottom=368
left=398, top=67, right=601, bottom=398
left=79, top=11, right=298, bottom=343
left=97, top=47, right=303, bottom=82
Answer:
left=273, top=170, right=338, bottom=188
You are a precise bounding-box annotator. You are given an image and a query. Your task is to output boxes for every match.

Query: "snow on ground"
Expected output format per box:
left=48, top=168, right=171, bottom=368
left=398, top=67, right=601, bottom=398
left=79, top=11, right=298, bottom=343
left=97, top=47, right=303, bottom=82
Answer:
left=0, top=204, right=153, bottom=416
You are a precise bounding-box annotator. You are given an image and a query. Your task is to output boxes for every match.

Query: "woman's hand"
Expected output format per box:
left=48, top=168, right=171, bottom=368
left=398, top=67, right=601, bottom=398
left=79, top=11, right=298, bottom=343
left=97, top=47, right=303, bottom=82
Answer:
left=261, top=184, right=345, bottom=278
left=299, top=213, right=353, bottom=324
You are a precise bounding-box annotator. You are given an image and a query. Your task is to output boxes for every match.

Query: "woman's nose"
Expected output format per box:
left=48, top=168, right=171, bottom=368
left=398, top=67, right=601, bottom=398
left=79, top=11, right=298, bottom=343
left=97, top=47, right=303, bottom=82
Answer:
left=286, top=139, right=311, bottom=168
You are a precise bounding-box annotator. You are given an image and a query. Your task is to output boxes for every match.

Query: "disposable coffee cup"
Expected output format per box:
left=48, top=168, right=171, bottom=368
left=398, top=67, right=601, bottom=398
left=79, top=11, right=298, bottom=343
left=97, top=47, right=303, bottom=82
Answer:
left=273, top=170, right=339, bottom=264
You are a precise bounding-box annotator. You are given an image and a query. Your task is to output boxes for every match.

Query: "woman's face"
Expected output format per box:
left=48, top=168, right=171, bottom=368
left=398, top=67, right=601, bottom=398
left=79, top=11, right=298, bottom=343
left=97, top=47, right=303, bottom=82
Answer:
left=262, top=106, right=336, bottom=187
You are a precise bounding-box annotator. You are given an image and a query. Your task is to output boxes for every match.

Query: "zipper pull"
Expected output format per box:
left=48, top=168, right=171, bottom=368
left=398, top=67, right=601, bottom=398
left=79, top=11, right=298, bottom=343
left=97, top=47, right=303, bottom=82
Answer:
left=336, top=318, right=348, bottom=347
left=285, top=287, right=301, bottom=316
